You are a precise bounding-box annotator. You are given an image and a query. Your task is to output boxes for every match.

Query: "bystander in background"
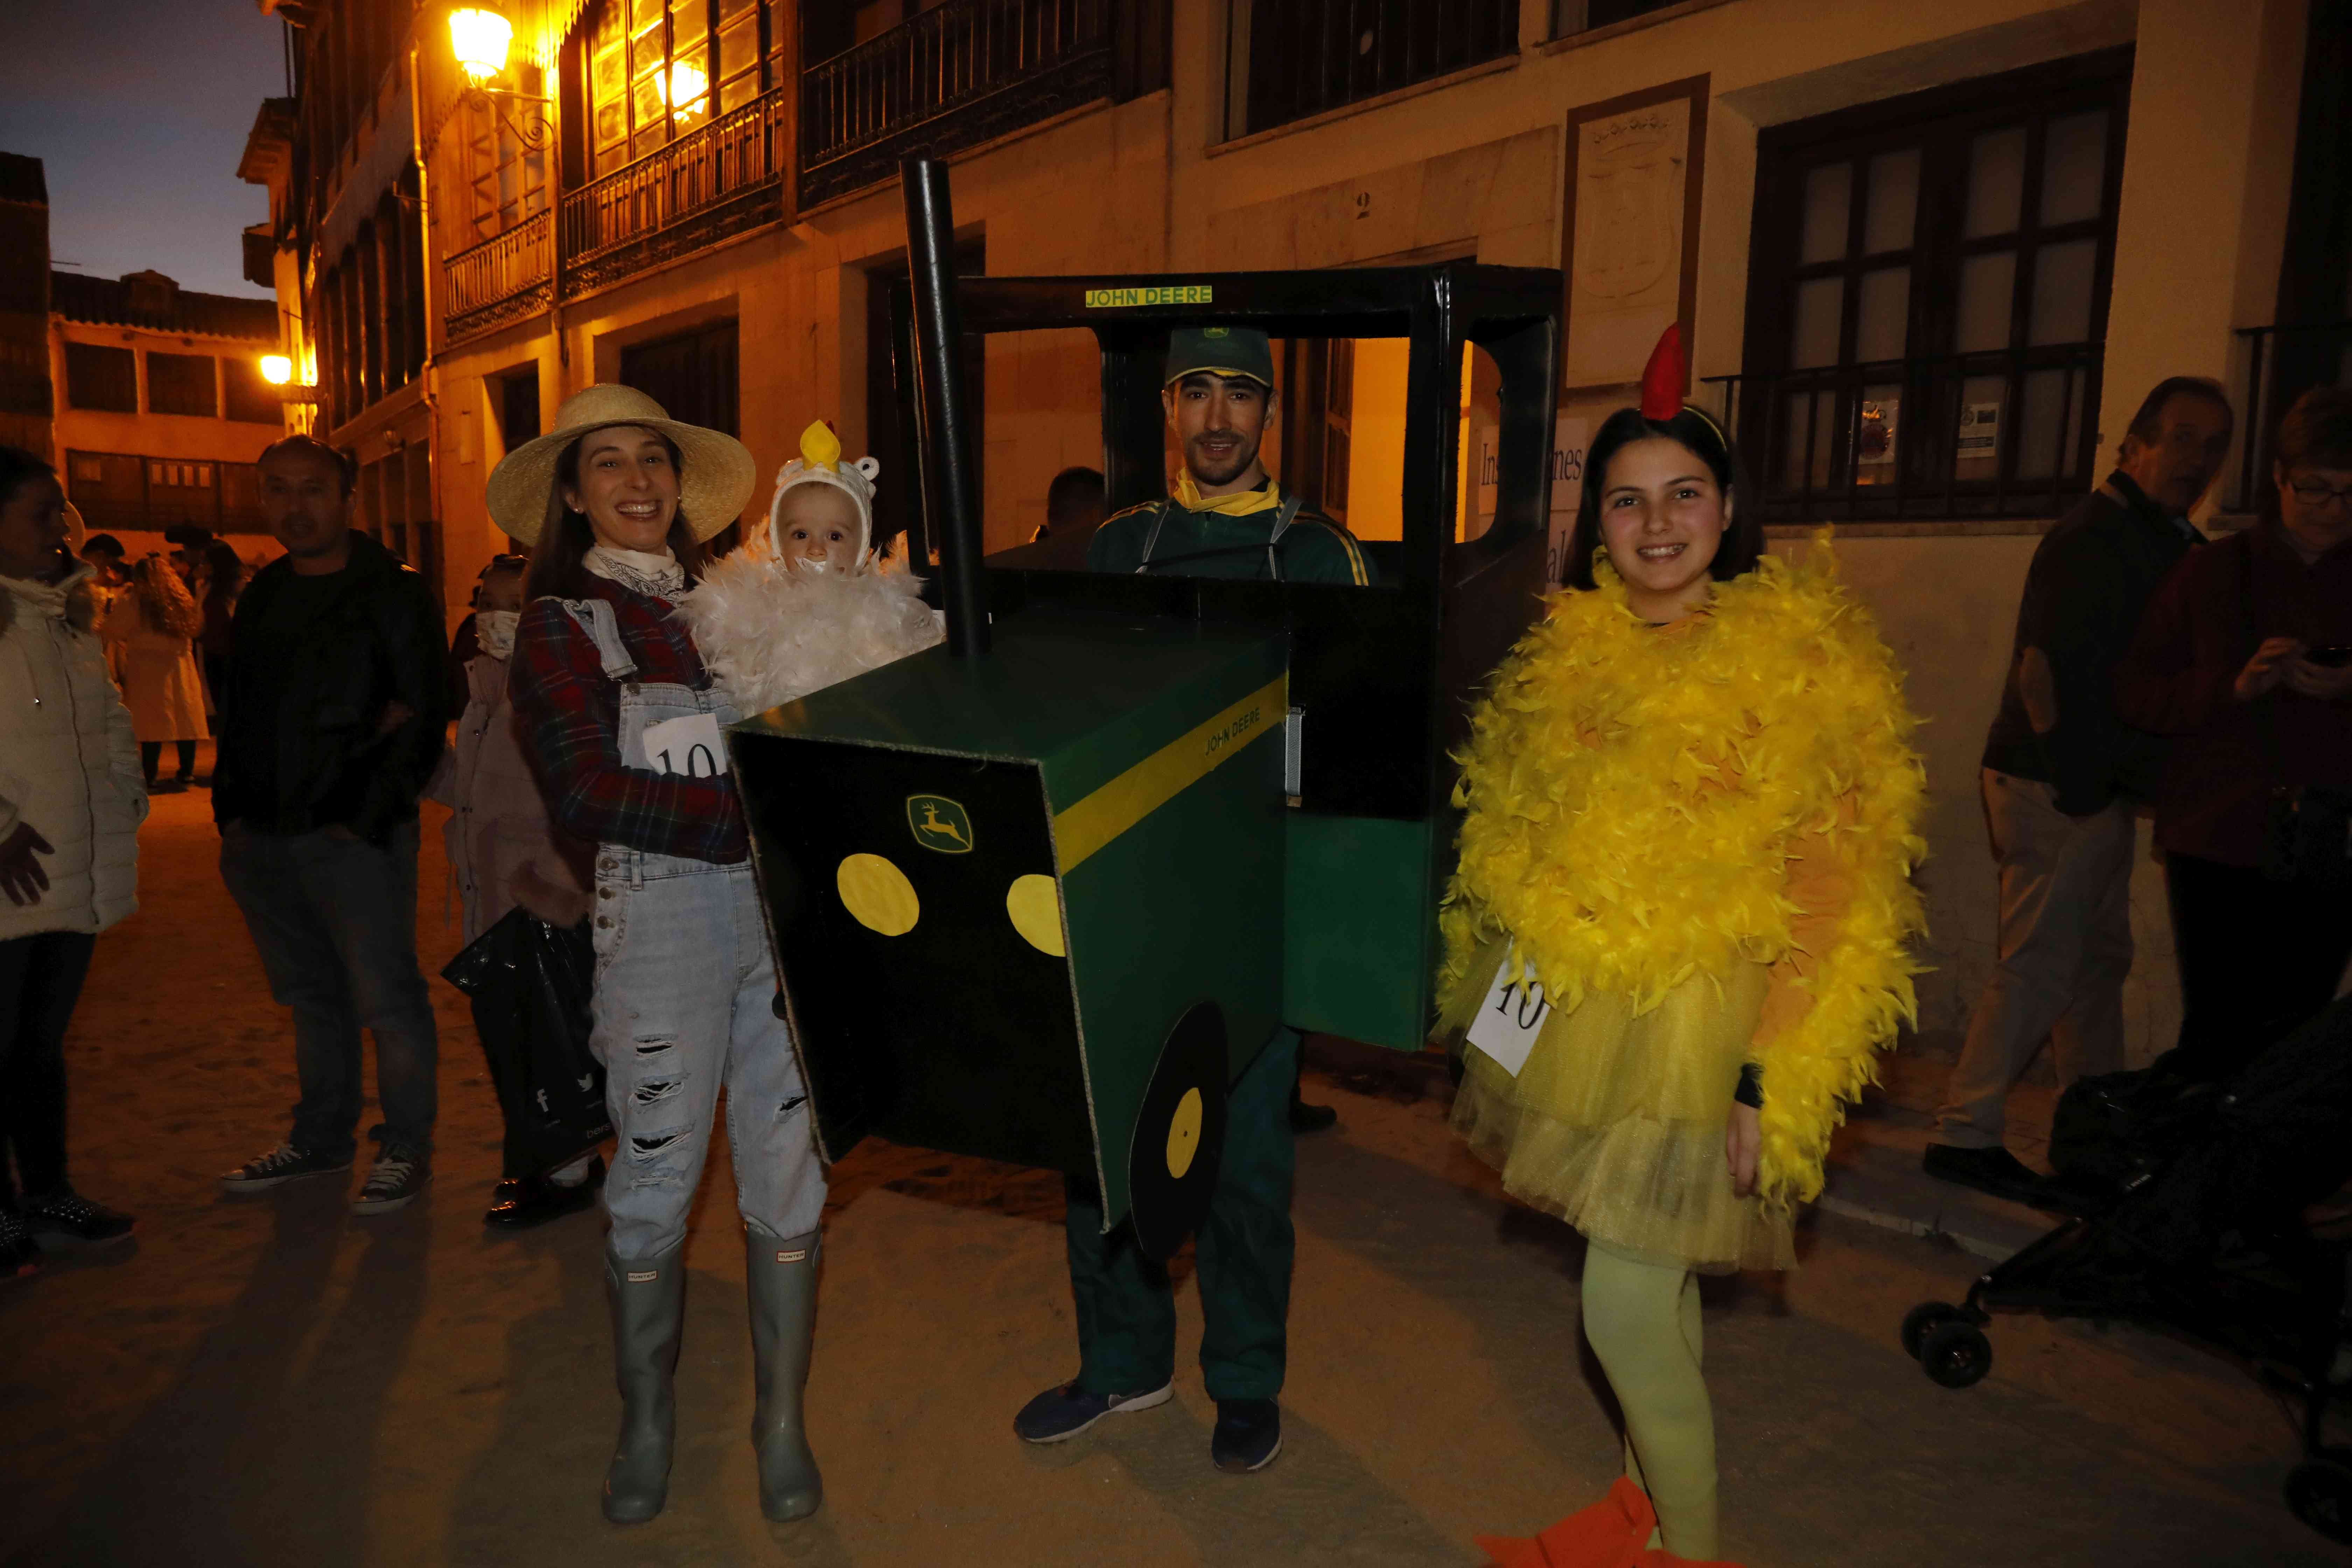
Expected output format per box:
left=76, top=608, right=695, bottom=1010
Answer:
left=425, top=554, right=602, bottom=1228
left=104, top=555, right=208, bottom=792
left=2117, top=385, right=2352, bottom=1078
left=1924, top=378, right=2234, bottom=1202
left=193, top=539, right=246, bottom=732
left=213, top=435, right=449, bottom=1214
left=0, top=447, right=144, bottom=1278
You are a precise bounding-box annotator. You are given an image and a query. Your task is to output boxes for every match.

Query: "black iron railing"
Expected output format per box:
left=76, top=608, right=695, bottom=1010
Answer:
left=561, top=85, right=792, bottom=293
left=443, top=210, right=552, bottom=345
left=1228, top=0, right=1516, bottom=140
left=1703, top=342, right=2105, bottom=522
left=801, top=0, right=1110, bottom=204
left=2228, top=321, right=2352, bottom=513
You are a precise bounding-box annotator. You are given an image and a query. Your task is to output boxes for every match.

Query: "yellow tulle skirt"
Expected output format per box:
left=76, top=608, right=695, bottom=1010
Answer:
left=1440, top=937, right=1795, bottom=1274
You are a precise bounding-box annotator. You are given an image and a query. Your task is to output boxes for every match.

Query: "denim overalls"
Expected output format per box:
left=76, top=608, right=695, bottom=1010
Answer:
left=563, top=598, right=826, bottom=1262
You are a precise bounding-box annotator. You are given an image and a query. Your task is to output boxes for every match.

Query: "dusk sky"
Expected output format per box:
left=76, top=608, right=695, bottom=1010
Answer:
left=0, top=0, right=288, bottom=300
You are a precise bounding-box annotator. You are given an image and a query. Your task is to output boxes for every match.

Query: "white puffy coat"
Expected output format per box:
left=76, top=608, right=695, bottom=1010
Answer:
left=0, top=561, right=145, bottom=940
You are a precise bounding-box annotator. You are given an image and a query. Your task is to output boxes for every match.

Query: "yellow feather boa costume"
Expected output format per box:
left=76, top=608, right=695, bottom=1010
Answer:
left=1439, top=536, right=1927, bottom=1211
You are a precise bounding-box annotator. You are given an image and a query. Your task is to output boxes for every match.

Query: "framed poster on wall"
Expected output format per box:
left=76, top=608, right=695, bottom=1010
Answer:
left=1560, top=76, right=1708, bottom=393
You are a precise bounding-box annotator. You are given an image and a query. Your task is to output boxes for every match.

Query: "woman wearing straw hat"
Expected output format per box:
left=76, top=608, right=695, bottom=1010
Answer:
left=496, top=385, right=828, bottom=1527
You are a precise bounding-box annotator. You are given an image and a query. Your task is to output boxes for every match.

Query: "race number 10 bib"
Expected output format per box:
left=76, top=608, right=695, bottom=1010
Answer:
left=640, top=712, right=729, bottom=778
left=1466, top=948, right=1552, bottom=1077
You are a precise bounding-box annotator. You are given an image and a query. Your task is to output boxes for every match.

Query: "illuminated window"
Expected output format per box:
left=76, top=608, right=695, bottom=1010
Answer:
left=463, top=63, right=549, bottom=241
left=583, top=0, right=777, bottom=178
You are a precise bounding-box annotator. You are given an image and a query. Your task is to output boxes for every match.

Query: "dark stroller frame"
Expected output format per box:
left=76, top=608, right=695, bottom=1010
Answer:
left=1902, top=997, right=2352, bottom=1544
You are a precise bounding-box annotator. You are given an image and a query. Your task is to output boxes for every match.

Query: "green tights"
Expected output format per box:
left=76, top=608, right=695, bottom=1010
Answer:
left=1580, top=1240, right=1717, bottom=1559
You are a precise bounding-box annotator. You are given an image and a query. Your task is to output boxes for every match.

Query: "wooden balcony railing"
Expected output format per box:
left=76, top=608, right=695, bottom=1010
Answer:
left=437, top=1, right=1120, bottom=341
left=1703, top=342, right=2106, bottom=522
left=559, top=85, right=792, bottom=297
left=801, top=0, right=1111, bottom=204
left=443, top=210, right=552, bottom=346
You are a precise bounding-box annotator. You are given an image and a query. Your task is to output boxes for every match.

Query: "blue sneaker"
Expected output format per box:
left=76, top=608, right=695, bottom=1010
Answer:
left=1012, top=1378, right=1172, bottom=1443
left=1211, top=1399, right=1282, bottom=1473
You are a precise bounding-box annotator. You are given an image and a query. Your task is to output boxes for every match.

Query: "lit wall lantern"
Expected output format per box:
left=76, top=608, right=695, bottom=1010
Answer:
left=260, top=354, right=294, bottom=386
left=449, top=5, right=514, bottom=83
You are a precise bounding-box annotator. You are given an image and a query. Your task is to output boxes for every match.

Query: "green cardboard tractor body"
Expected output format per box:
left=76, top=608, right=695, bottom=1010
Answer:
left=730, top=258, right=1561, bottom=1248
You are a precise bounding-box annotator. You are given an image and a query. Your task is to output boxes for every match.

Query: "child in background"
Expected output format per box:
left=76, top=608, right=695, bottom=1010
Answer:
left=677, top=420, right=940, bottom=713
left=427, top=555, right=603, bottom=1228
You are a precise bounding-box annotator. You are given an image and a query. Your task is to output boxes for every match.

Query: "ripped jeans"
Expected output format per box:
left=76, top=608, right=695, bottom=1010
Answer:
left=590, top=847, right=826, bottom=1261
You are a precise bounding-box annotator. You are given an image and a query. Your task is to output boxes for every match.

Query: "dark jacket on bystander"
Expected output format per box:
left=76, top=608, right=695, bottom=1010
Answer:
left=2113, top=522, right=2352, bottom=867
left=1981, top=472, right=2203, bottom=816
left=212, top=532, right=449, bottom=845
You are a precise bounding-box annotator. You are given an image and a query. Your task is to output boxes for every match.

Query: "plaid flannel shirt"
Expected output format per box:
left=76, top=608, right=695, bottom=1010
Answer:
left=510, top=575, right=749, bottom=865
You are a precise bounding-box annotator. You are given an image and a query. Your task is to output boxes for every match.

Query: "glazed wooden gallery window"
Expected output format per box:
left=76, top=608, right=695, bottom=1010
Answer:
left=1740, top=48, right=2131, bottom=505
left=462, top=65, right=550, bottom=241
left=64, top=344, right=138, bottom=413
left=584, top=0, right=783, bottom=178
left=146, top=352, right=220, bottom=419
left=221, top=356, right=284, bottom=426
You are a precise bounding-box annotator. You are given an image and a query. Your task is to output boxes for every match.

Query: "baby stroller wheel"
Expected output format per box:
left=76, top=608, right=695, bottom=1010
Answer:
left=1901, top=1302, right=1966, bottom=1360
left=1918, top=1320, right=1993, bottom=1389
left=2286, top=1452, right=2352, bottom=1545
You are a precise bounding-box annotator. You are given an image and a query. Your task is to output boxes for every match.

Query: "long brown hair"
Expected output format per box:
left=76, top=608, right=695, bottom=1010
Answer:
left=522, top=428, right=709, bottom=602
left=132, top=555, right=203, bottom=638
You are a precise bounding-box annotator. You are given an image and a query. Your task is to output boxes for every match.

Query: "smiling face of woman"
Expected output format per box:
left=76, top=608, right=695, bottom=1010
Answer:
left=561, top=425, right=680, bottom=553
left=1598, top=435, right=1730, bottom=622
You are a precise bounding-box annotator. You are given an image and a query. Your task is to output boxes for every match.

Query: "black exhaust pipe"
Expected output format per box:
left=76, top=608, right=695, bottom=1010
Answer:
left=901, top=157, right=988, bottom=660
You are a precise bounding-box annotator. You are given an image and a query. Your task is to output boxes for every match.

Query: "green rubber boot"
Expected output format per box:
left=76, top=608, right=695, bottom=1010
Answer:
left=746, top=1227, right=824, bottom=1523
left=601, top=1248, right=685, bottom=1525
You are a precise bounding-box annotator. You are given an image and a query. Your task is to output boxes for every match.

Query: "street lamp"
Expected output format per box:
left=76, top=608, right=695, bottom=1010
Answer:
left=260, top=354, right=294, bottom=386
left=444, top=2, right=551, bottom=150
left=448, top=6, right=513, bottom=83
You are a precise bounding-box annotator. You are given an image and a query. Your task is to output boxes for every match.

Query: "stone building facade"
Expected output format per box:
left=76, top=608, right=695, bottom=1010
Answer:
left=245, top=0, right=2352, bottom=1060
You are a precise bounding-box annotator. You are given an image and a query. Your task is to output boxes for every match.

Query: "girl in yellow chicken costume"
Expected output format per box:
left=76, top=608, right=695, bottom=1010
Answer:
left=1447, top=332, right=1926, bottom=1567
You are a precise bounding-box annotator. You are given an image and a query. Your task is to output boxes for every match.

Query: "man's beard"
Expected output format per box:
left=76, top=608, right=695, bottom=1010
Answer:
left=1187, top=434, right=1260, bottom=488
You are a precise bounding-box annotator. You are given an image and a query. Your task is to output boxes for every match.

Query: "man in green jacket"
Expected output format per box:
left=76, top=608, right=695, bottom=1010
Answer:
left=1016, top=329, right=1366, bottom=1476
left=1085, top=327, right=1372, bottom=585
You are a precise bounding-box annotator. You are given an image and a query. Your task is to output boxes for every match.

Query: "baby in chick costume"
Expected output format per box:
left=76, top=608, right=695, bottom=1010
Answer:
left=677, top=420, right=941, bottom=710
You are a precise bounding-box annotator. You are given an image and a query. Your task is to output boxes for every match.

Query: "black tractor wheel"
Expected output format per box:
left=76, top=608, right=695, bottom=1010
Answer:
left=2285, top=1452, right=2352, bottom=1545
left=1918, top=1319, right=1993, bottom=1389
left=1901, top=1302, right=1966, bottom=1361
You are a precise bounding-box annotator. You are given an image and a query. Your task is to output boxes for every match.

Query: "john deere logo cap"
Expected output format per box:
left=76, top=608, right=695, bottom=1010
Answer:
left=1164, top=326, right=1274, bottom=389
left=906, top=796, right=974, bottom=854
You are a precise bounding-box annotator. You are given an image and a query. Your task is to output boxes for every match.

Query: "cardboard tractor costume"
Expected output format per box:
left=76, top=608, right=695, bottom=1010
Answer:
left=729, top=180, right=1561, bottom=1254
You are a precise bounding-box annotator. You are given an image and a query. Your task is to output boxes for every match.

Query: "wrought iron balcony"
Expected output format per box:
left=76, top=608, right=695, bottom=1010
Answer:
left=561, top=84, right=792, bottom=299
left=800, top=0, right=1111, bottom=207
left=443, top=210, right=552, bottom=347
left=2227, top=320, right=2352, bottom=513
left=1703, top=342, right=2105, bottom=523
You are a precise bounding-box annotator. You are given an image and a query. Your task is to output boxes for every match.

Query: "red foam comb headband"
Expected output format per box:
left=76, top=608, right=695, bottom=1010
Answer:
left=1639, top=323, right=1686, bottom=421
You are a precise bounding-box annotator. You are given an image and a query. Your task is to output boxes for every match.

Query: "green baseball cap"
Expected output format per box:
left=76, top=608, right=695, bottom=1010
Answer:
left=1164, top=326, right=1274, bottom=388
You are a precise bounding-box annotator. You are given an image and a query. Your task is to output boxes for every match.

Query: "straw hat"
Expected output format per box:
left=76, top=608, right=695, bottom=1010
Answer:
left=487, top=384, right=758, bottom=546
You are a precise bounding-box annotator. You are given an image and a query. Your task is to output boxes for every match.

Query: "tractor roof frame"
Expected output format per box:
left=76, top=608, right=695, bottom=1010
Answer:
left=887, top=261, right=1565, bottom=824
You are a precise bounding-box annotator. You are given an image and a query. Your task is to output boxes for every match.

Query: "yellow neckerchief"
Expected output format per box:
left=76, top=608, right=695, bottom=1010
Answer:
left=1172, top=470, right=1282, bottom=516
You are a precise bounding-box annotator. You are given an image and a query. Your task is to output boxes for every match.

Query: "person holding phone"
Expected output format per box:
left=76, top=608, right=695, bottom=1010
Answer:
left=2117, top=385, right=2352, bottom=1077
left=498, top=386, right=830, bottom=1528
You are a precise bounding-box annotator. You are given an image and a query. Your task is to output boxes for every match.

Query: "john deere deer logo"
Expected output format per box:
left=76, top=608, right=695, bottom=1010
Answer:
left=906, top=796, right=973, bottom=854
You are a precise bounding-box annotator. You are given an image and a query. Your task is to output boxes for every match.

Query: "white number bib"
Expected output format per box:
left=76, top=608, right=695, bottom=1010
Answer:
left=640, top=712, right=729, bottom=778
left=1466, top=948, right=1552, bottom=1077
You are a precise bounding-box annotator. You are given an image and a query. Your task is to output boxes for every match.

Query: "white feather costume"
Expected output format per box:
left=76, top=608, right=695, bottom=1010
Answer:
left=675, top=421, right=943, bottom=717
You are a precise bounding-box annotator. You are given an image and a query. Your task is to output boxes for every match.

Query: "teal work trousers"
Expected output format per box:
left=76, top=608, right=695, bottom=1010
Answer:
left=1064, top=1026, right=1299, bottom=1403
